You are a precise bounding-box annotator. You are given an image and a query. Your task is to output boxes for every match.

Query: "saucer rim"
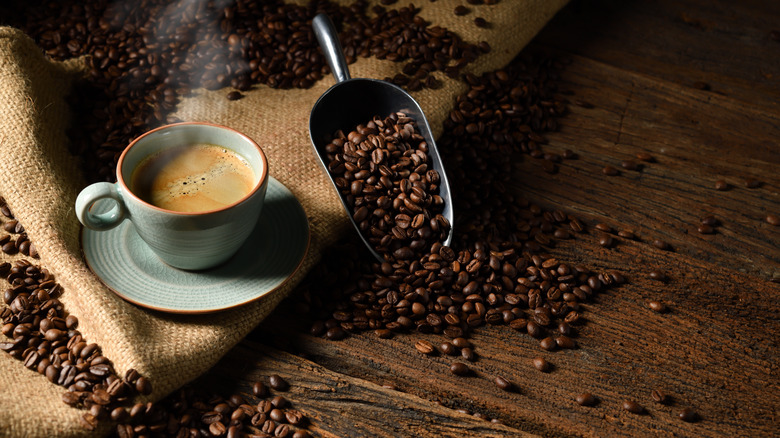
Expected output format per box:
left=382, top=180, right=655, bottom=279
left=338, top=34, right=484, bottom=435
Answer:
left=80, top=176, right=311, bottom=314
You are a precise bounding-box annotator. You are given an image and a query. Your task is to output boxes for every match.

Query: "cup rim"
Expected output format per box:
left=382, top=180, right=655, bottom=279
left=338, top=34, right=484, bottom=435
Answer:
left=116, top=121, right=269, bottom=216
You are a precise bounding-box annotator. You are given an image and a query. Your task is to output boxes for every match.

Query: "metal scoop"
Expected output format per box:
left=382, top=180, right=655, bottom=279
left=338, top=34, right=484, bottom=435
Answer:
left=308, top=13, right=454, bottom=263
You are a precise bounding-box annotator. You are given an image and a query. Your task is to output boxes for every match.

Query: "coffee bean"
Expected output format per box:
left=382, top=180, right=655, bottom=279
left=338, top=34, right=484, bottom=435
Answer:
left=621, top=160, right=640, bottom=171
left=450, top=362, right=471, bottom=376
left=711, top=180, right=731, bottom=193
left=594, top=223, right=612, bottom=233
left=617, top=229, right=635, bottom=240
left=271, top=395, right=288, bottom=409
left=253, top=381, right=269, bottom=398
left=678, top=408, right=699, bottom=422
left=325, top=326, right=347, bottom=340
left=700, top=215, right=719, bottom=226
left=599, top=235, right=614, bottom=248
left=493, top=376, right=514, bottom=392
left=648, top=301, right=666, bottom=313
left=622, top=400, right=644, bottom=414
left=651, top=389, right=667, bottom=404
left=460, top=347, right=476, bottom=362
left=652, top=239, right=670, bottom=250
left=539, top=337, right=557, bottom=351
left=415, top=340, right=436, bottom=355
left=602, top=166, right=619, bottom=176
left=269, top=374, right=289, bottom=391
left=226, top=91, right=243, bottom=101
left=454, top=5, right=470, bottom=16
left=743, top=178, right=761, bottom=188
left=79, top=413, right=98, bottom=431
left=697, top=224, right=715, bottom=234
left=647, top=269, right=667, bottom=281
left=474, top=17, right=489, bottom=28
left=293, top=430, right=312, bottom=438
left=636, top=152, right=655, bottom=162
left=555, top=336, right=576, bottom=349
left=576, top=393, right=597, bottom=406
left=766, top=214, right=780, bottom=226
left=136, top=376, right=152, bottom=395
left=440, top=341, right=458, bottom=356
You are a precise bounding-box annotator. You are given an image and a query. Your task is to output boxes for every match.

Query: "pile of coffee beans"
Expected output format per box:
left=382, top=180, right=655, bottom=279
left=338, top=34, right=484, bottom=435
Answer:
left=114, top=375, right=313, bottom=438
left=0, top=198, right=38, bottom=258
left=1, top=0, right=489, bottom=184
left=0, top=257, right=151, bottom=432
left=302, top=52, right=616, bottom=353
left=323, top=112, right=450, bottom=260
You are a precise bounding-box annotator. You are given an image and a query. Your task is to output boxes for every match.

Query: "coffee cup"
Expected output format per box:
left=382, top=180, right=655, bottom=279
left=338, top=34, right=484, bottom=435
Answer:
left=75, top=122, right=269, bottom=270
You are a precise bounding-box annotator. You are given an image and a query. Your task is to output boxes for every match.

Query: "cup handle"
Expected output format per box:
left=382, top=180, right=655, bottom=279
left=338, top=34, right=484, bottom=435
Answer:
left=75, top=182, right=127, bottom=231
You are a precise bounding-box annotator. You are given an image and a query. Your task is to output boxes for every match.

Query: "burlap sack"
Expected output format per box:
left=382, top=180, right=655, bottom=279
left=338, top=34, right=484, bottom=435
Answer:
left=0, top=1, right=567, bottom=436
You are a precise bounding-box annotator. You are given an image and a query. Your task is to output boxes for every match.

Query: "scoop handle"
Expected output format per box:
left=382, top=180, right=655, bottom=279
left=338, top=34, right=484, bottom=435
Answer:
left=313, top=14, right=351, bottom=83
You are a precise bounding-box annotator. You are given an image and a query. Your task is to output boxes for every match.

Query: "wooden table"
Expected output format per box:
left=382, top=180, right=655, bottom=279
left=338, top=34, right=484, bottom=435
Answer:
left=203, top=1, right=780, bottom=436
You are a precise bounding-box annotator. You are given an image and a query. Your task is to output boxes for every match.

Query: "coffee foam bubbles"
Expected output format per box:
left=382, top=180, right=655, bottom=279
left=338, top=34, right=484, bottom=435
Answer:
left=131, top=143, right=255, bottom=213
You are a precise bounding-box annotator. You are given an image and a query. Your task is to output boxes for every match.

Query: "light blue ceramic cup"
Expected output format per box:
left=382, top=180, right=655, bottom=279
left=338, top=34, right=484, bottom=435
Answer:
left=76, top=122, right=269, bottom=270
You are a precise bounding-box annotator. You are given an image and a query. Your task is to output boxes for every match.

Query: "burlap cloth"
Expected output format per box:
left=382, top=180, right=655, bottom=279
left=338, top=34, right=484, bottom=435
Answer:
left=0, top=1, right=567, bottom=436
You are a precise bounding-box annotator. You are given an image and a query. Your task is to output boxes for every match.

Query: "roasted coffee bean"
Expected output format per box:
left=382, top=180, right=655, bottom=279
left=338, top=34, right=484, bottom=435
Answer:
left=697, top=224, right=715, bottom=234
left=474, top=17, right=489, bottom=28
left=743, top=178, right=761, bottom=188
left=678, top=408, right=699, bottom=422
left=636, top=152, right=655, bottom=162
left=621, top=160, right=640, bottom=171
left=714, top=180, right=729, bottom=191
left=136, top=376, right=152, bottom=395
left=226, top=91, right=243, bottom=101
left=269, top=374, right=289, bottom=391
left=651, top=389, right=667, bottom=404
left=285, top=409, right=304, bottom=425
left=271, top=395, right=288, bottom=409
left=766, top=214, right=780, bottom=226
left=540, top=337, right=557, bottom=351
left=293, top=430, right=312, bottom=438
left=454, top=5, right=470, bottom=15
left=325, top=326, right=347, bottom=340
left=532, top=357, right=551, bottom=373
left=576, top=393, right=597, bottom=406
left=252, top=381, right=269, bottom=398
left=493, top=376, right=514, bottom=392
left=450, top=362, right=471, bottom=376
left=648, top=270, right=667, bottom=281
left=622, top=400, right=644, bottom=414
left=269, top=408, right=286, bottom=423
left=648, top=301, right=666, bottom=313
left=594, top=223, right=612, bottom=233
left=460, top=347, right=476, bottom=362
left=555, top=336, right=576, bottom=349
left=602, top=166, right=619, bottom=176
left=415, top=340, right=436, bottom=355
left=652, top=239, right=670, bottom=250
left=598, top=235, right=614, bottom=248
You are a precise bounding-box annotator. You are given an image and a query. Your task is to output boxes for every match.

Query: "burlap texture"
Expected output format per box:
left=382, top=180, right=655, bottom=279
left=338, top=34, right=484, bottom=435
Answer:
left=0, top=1, right=567, bottom=436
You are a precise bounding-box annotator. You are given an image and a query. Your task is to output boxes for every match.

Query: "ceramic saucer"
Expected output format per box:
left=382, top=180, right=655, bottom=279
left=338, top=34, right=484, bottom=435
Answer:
left=82, top=176, right=309, bottom=314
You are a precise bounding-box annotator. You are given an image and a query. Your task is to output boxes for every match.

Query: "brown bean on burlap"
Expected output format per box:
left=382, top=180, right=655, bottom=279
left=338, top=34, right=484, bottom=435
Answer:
left=0, top=1, right=567, bottom=436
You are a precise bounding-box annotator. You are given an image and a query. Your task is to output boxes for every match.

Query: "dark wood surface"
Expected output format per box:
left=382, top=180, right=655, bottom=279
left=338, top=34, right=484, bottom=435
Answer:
left=205, top=1, right=780, bottom=437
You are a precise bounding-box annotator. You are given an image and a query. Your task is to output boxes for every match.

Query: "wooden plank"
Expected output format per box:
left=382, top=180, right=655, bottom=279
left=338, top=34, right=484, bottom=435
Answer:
left=519, top=50, right=780, bottom=280
left=536, top=0, right=780, bottom=112
left=207, top=342, right=535, bottom=438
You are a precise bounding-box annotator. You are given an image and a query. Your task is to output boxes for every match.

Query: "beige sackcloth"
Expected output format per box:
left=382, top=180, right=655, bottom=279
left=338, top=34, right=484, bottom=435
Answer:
left=0, top=1, right=567, bottom=436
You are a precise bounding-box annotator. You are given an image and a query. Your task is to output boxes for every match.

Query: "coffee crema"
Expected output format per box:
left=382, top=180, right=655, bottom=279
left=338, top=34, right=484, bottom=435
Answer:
left=130, top=143, right=255, bottom=213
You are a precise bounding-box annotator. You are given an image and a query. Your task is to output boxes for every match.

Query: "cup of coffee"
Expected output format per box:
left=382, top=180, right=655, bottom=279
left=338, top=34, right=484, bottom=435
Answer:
left=75, top=122, right=269, bottom=270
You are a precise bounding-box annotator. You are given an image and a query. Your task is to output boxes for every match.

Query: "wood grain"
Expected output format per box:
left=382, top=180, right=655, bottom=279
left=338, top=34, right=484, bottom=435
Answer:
left=208, top=1, right=780, bottom=437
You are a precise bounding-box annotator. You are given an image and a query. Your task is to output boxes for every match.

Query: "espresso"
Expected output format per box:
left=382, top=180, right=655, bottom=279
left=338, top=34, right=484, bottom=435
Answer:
left=131, top=143, right=255, bottom=212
